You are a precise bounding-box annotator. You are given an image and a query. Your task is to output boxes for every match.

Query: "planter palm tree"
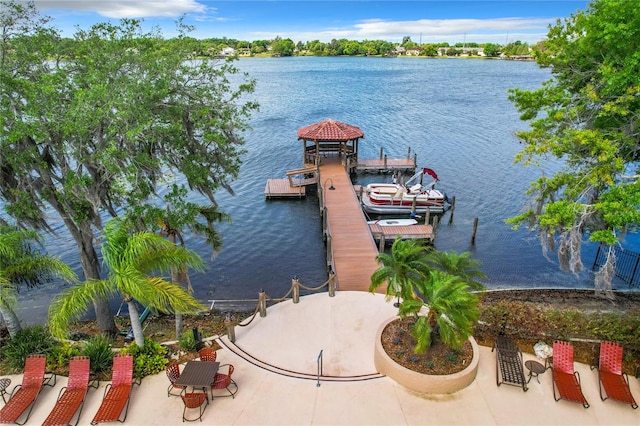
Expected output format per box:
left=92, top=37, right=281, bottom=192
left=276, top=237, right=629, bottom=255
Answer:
left=424, top=249, right=486, bottom=291
left=369, top=238, right=430, bottom=306
left=0, top=225, right=76, bottom=337
left=400, top=270, right=479, bottom=353
left=48, top=217, right=206, bottom=347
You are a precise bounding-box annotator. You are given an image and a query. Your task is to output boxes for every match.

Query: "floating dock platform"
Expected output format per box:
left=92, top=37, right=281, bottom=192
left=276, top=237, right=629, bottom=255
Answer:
left=368, top=223, right=434, bottom=244
left=264, top=179, right=307, bottom=198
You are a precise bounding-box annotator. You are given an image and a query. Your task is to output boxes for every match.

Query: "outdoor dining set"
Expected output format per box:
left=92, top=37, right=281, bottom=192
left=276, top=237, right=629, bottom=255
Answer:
left=0, top=347, right=237, bottom=424
left=494, top=336, right=638, bottom=410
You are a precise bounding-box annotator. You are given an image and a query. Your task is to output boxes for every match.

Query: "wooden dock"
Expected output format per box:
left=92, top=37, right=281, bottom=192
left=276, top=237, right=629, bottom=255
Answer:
left=264, top=179, right=306, bottom=198
left=264, top=166, right=318, bottom=198
left=320, top=160, right=381, bottom=292
left=368, top=223, right=434, bottom=243
left=356, top=158, right=416, bottom=173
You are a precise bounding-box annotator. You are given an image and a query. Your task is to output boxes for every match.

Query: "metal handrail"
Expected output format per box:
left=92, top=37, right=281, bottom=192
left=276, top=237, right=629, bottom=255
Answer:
left=317, top=350, right=323, bottom=387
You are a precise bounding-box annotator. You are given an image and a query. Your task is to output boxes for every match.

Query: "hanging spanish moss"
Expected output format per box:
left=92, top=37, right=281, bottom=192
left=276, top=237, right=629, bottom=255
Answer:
left=594, top=245, right=615, bottom=300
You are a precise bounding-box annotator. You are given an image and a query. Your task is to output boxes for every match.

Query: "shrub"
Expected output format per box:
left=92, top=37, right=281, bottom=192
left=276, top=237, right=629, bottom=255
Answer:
left=48, top=342, right=81, bottom=372
left=178, top=331, right=197, bottom=352
left=0, top=325, right=56, bottom=371
left=83, top=336, right=115, bottom=375
left=122, top=338, right=168, bottom=379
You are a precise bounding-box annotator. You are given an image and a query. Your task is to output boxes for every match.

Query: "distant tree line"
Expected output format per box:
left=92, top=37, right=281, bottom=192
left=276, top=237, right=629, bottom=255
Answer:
left=91, top=34, right=536, bottom=58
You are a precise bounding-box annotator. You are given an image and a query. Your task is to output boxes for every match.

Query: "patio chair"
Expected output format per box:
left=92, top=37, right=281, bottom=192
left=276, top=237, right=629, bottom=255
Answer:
left=492, top=334, right=528, bottom=391
left=198, top=347, right=217, bottom=363
left=210, top=364, right=238, bottom=399
left=596, top=341, right=638, bottom=409
left=181, top=392, right=209, bottom=422
left=166, top=363, right=187, bottom=397
left=90, top=354, right=134, bottom=425
left=551, top=341, right=589, bottom=408
left=0, top=354, right=47, bottom=425
left=42, top=356, right=91, bottom=426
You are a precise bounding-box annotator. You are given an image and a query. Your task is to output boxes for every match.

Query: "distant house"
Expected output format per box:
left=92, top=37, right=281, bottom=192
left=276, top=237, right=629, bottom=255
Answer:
left=220, top=47, right=236, bottom=57
left=405, top=48, right=422, bottom=56
left=395, top=46, right=406, bottom=55
left=437, top=47, right=485, bottom=57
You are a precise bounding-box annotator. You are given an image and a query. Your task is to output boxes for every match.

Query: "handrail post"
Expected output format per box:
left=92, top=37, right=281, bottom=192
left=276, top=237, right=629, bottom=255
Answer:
left=328, top=271, right=336, bottom=297
left=258, top=290, right=267, bottom=317
left=292, top=277, right=300, bottom=303
left=317, top=349, right=323, bottom=387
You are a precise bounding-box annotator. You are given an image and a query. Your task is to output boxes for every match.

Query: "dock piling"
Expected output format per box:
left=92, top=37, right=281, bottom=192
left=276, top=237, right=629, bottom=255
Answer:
left=448, top=196, right=456, bottom=224
left=471, top=217, right=479, bottom=244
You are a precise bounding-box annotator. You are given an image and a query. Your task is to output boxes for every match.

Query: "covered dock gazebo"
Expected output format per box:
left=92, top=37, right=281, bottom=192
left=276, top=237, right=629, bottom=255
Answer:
left=297, top=119, right=364, bottom=171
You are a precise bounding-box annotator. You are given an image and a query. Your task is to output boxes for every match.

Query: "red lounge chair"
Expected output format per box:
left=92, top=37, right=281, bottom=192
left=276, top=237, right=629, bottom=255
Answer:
left=42, top=356, right=91, bottom=426
left=210, top=364, right=238, bottom=399
left=551, top=341, right=589, bottom=408
left=166, top=363, right=187, bottom=397
left=198, top=348, right=217, bottom=363
left=0, top=354, right=47, bottom=425
left=597, top=341, right=638, bottom=409
left=90, top=354, right=134, bottom=425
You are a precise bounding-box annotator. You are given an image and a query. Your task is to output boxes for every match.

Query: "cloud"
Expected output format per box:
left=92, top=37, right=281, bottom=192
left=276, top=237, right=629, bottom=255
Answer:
left=35, top=0, right=207, bottom=18
left=246, top=17, right=554, bottom=44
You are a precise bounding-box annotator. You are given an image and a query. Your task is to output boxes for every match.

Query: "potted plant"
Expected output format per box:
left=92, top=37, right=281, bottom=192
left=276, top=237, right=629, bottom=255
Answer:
left=370, top=238, right=483, bottom=394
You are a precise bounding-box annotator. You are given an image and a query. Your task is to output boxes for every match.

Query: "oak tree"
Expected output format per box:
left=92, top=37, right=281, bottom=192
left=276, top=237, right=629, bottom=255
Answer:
left=508, top=0, right=640, bottom=297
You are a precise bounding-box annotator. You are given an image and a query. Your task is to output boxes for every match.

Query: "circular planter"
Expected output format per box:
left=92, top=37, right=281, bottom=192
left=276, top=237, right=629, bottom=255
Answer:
left=373, top=317, right=479, bottom=394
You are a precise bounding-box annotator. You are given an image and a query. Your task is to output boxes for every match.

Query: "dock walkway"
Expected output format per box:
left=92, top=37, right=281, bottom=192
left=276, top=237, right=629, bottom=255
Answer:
left=320, top=160, right=380, bottom=292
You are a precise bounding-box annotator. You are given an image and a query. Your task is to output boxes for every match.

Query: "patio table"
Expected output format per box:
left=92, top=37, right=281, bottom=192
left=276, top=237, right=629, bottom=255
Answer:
left=175, top=361, right=220, bottom=399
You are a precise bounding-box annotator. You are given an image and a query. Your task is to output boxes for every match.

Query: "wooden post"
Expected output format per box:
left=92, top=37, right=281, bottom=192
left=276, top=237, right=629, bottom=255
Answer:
left=413, top=153, right=417, bottom=167
left=328, top=271, right=336, bottom=297
left=378, top=234, right=386, bottom=252
left=448, top=196, right=456, bottom=224
left=379, top=147, right=383, bottom=160
left=411, top=196, right=417, bottom=215
left=471, top=217, right=479, bottom=244
left=432, top=215, right=439, bottom=236
left=424, top=208, right=430, bottom=225
left=258, top=290, right=267, bottom=317
left=383, top=154, right=387, bottom=170
left=224, top=313, right=236, bottom=343
left=407, top=147, right=411, bottom=159
left=292, top=277, right=300, bottom=303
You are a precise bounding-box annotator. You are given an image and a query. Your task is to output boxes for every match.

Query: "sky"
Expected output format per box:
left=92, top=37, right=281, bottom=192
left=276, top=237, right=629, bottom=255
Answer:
left=30, top=1, right=592, bottom=44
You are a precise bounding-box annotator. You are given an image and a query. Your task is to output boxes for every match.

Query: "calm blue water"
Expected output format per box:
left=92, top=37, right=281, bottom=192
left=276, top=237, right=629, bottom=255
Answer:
left=14, top=56, right=639, bottom=324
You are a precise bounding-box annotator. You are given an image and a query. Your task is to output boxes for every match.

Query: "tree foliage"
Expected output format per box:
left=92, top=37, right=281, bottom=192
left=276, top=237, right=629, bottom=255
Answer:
left=48, top=217, right=206, bottom=347
left=0, top=226, right=76, bottom=337
left=0, top=1, right=258, bottom=332
left=508, top=0, right=640, bottom=296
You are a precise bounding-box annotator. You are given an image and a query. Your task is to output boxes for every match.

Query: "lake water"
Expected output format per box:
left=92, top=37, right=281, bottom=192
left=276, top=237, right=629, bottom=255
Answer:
left=14, top=56, right=639, bottom=324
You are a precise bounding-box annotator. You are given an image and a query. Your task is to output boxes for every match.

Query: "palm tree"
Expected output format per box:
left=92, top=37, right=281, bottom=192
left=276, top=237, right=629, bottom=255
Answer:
left=48, top=217, right=206, bottom=347
left=400, top=270, right=479, bottom=353
left=156, top=205, right=231, bottom=339
left=0, top=225, right=76, bottom=337
left=369, top=237, right=430, bottom=305
left=424, top=249, right=487, bottom=291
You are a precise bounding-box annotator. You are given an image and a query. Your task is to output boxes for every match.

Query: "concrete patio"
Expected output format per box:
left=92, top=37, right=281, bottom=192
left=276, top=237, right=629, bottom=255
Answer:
left=2, top=291, right=639, bottom=425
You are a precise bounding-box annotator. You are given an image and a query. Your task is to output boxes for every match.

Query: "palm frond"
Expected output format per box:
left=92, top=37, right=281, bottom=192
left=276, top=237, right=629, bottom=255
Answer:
left=48, top=279, right=117, bottom=339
